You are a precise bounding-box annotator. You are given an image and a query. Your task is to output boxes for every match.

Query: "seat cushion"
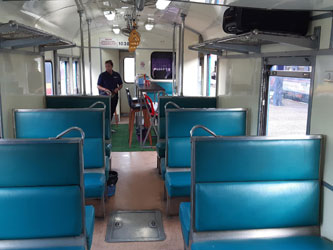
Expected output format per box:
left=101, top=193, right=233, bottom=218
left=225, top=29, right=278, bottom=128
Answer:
left=84, top=173, right=105, bottom=198
left=105, top=143, right=112, bottom=157
left=161, top=158, right=166, bottom=180
left=191, top=236, right=333, bottom=250
left=179, top=202, right=191, bottom=247
left=165, top=171, right=191, bottom=197
left=85, top=205, right=95, bottom=250
left=156, top=142, right=165, bottom=158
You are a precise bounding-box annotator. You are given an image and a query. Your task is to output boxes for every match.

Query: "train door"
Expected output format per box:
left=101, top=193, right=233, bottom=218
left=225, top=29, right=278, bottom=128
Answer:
left=119, top=51, right=135, bottom=115
left=259, top=57, right=315, bottom=136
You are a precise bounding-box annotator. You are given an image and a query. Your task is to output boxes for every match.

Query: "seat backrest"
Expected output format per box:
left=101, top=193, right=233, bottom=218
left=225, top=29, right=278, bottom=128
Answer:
left=191, top=136, right=322, bottom=234
left=14, top=109, right=105, bottom=170
left=126, top=88, right=134, bottom=109
left=45, top=96, right=111, bottom=140
left=166, top=109, right=247, bottom=168
left=0, top=139, right=85, bottom=248
left=158, top=96, right=217, bottom=140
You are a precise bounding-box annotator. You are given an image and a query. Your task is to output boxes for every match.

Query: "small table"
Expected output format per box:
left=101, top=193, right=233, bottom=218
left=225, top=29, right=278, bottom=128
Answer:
left=136, top=82, right=165, bottom=147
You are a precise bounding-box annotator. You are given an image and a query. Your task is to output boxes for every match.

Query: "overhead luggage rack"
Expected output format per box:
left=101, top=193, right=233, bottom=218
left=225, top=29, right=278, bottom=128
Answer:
left=0, top=20, right=75, bottom=51
left=189, top=30, right=320, bottom=55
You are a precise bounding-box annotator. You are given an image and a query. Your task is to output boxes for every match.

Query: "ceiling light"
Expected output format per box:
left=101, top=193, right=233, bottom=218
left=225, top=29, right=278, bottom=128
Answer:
left=121, top=6, right=129, bottom=9
left=112, top=25, right=120, bottom=34
left=103, top=1, right=110, bottom=6
left=156, top=0, right=170, bottom=10
left=145, top=23, right=154, bottom=31
left=145, top=19, right=154, bottom=31
left=104, top=10, right=115, bottom=21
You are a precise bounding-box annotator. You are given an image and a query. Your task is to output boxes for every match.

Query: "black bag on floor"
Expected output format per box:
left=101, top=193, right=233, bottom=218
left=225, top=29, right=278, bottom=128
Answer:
left=108, top=171, right=118, bottom=186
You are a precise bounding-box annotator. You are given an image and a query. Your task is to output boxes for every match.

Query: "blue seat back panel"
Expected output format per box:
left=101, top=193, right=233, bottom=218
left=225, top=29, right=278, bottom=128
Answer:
left=194, top=138, right=321, bottom=182
left=167, top=110, right=247, bottom=138
left=168, top=138, right=191, bottom=167
left=0, top=186, right=82, bottom=239
left=0, top=142, right=80, bottom=187
left=84, top=138, right=104, bottom=168
left=15, top=110, right=104, bottom=139
left=46, top=96, right=110, bottom=140
left=195, top=181, right=319, bottom=231
left=159, top=96, right=216, bottom=118
left=159, top=117, right=166, bottom=139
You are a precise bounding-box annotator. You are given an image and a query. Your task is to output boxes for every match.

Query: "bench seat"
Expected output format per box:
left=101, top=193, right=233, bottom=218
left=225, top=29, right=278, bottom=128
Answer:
left=179, top=202, right=191, bottom=246
left=11, top=247, right=86, bottom=250
left=85, top=205, right=95, bottom=249
left=165, top=172, right=191, bottom=197
left=191, top=236, right=333, bottom=250
left=156, top=142, right=165, bottom=158
left=161, top=158, right=166, bottom=180
left=84, top=173, right=105, bottom=198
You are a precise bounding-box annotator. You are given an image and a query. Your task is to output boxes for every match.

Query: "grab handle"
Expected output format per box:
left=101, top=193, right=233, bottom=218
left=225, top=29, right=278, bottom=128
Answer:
left=164, top=101, right=181, bottom=110
left=55, top=127, right=85, bottom=141
left=190, top=125, right=218, bottom=137
left=89, top=101, right=106, bottom=109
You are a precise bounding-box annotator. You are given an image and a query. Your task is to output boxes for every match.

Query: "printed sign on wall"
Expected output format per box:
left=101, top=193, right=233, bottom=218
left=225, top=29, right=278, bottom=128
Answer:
left=100, top=38, right=129, bottom=49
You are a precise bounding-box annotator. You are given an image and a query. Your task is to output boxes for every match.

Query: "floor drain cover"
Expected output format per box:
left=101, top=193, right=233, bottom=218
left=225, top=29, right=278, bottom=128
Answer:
left=105, top=210, right=166, bottom=242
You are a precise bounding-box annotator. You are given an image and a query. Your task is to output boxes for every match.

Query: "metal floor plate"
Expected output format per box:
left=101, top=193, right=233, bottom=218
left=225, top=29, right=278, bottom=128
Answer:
left=105, top=210, right=166, bottom=242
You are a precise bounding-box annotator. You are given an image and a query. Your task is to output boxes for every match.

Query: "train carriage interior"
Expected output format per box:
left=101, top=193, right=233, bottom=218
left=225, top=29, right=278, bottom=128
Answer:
left=0, top=0, right=333, bottom=249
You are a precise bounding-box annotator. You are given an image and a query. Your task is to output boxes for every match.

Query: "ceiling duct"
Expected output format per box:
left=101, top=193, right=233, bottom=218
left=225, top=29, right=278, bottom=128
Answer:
left=136, top=0, right=145, bottom=11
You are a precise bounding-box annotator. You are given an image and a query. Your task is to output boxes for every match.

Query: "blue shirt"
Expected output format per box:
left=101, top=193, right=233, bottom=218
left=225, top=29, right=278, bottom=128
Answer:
left=97, top=71, right=123, bottom=95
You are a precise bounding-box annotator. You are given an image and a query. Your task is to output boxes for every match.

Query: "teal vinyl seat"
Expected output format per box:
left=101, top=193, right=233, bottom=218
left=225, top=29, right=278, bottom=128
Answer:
left=191, top=236, right=333, bottom=250
left=164, top=108, right=247, bottom=215
left=14, top=109, right=107, bottom=216
left=46, top=95, right=112, bottom=140
left=0, top=139, right=94, bottom=250
left=156, top=96, right=217, bottom=171
left=180, top=135, right=331, bottom=250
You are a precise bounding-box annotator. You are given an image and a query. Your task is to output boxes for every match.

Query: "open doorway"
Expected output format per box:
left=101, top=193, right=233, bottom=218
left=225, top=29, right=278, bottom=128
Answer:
left=259, top=57, right=314, bottom=136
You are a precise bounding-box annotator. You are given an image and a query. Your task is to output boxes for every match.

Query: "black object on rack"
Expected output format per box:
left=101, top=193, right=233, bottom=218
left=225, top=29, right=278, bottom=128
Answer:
left=223, top=7, right=310, bottom=36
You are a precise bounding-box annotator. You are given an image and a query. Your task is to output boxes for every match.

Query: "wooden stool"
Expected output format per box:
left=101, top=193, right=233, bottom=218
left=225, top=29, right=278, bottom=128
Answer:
left=128, top=108, right=152, bottom=147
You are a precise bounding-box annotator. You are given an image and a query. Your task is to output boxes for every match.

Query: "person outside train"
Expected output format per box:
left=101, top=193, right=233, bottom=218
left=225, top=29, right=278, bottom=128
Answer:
left=97, top=60, right=123, bottom=129
left=273, top=76, right=283, bottom=106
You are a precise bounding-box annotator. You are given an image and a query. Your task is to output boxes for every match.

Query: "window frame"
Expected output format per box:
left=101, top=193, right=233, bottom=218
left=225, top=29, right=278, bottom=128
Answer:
left=150, top=51, right=173, bottom=80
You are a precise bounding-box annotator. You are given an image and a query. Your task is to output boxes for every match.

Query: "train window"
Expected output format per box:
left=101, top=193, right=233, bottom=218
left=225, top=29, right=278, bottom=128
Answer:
left=266, top=65, right=312, bottom=136
left=151, top=52, right=173, bottom=80
left=60, top=59, right=69, bottom=95
left=207, top=54, right=217, bottom=97
left=124, top=57, right=135, bottom=83
left=44, top=61, right=53, bottom=96
left=72, top=60, right=80, bottom=94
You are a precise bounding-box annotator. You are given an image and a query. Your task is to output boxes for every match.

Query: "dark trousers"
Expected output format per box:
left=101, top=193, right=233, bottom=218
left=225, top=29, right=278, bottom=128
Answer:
left=111, top=95, right=118, bottom=121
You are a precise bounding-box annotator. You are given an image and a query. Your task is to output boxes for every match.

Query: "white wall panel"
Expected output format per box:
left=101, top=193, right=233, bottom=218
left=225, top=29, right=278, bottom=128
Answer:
left=309, top=55, right=333, bottom=240
left=217, top=57, right=261, bottom=135
left=0, top=52, right=45, bottom=138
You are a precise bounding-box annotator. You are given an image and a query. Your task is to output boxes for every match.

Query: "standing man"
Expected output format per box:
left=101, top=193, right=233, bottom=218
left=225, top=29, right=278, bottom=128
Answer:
left=97, top=60, right=123, bottom=128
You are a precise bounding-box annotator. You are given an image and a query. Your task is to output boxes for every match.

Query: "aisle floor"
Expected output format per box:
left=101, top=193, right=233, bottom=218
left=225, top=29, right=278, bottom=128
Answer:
left=91, top=151, right=184, bottom=250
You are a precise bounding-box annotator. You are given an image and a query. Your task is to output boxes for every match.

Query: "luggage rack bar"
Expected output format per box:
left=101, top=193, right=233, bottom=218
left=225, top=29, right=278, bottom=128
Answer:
left=0, top=20, right=75, bottom=51
left=189, top=29, right=320, bottom=55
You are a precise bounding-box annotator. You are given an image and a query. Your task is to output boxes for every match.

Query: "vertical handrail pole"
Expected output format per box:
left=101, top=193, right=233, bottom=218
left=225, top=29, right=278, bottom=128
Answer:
left=87, top=18, right=93, bottom=95
left=78, top=10, right=86, bottom=95
left=179, top=13, right=186, bottom=96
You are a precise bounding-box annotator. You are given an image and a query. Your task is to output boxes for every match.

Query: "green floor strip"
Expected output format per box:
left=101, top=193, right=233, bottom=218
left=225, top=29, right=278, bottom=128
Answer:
left=111, top=124, right=156, bottom=152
